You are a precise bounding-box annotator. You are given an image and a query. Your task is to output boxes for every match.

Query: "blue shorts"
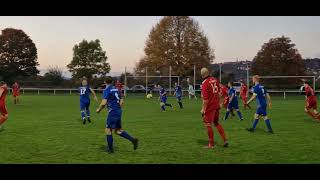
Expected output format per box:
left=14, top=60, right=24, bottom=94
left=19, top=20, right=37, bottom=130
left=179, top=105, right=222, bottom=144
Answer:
left=161, top=96, right=167, bottom=103
left=227, top=100, right=239, bottom=110
left=256, top=105, right=267, bottom=116
left=106, top=110, right=122, bottom=129
left=176, top=96, right=182, bottom=101
left=80, top=101, right=90, bottom=110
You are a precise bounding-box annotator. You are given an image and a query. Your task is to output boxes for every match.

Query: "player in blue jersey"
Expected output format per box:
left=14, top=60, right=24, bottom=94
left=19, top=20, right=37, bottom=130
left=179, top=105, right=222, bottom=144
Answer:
left=224, top=82, right=243, bottom=121
left=246, top=75, right=273, bottom=133
left=158, top=85, right=173, bottom=111
left=96, top=76, right=138, bottom=153
left=79, top=78, right=98, bottom=124
left=173, top=82, right=183, bottom=109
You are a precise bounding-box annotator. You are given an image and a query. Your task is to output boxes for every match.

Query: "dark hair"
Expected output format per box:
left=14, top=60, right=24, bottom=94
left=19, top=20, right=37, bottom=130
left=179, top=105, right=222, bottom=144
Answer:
left=0, top=81, right=5, bottom=85
left=304, top=81, right=311, bottom=85
left=228, top=81, right=233, bottom=86
left=105, top=76, right=113, bottom=84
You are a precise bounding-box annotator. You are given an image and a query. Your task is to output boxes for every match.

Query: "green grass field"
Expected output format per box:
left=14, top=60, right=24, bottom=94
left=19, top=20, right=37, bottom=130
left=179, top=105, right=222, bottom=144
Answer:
left=1, top=94, right=320, bottom=164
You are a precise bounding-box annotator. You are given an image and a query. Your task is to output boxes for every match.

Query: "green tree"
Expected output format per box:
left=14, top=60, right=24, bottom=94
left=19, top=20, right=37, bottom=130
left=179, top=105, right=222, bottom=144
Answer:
left=0, top=28, right=39, bottom=84
left=251, top=36, right=306, bottom=89
left=135, top=16, right=214, bottom=78
left=67, top=39, right=110, bottom=80
left=43, top=66, right=64, bottom=86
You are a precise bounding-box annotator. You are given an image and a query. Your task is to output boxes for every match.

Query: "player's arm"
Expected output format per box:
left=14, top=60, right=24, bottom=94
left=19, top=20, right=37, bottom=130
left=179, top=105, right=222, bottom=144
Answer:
left=266, top=93, right=272, bottom=108
left=96, top=99, right=107, bottom=113
left=200, top=86, right=208, bottom=115
left=0, top=87, right=4, bottom=97
left=90, top=88, right=98, bottom=102
left=247, top=93, right=257, bottom=105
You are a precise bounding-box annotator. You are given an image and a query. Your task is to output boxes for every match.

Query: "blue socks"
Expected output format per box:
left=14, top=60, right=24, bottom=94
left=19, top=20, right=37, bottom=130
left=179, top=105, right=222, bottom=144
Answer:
left=119, top=131, right=134, bottom=142
left=81, top=111, right=85, bottom=119
left=106, top=135, right=113, bottom=151
left=252, top=119, right=259, bottom=129
left=224, top=111, right=230, bottom=120
left=86, top=109, right=90, bottom=118
left=265, top=119, right=273, bottom=131
left=237, top=110, right=243, bottom=120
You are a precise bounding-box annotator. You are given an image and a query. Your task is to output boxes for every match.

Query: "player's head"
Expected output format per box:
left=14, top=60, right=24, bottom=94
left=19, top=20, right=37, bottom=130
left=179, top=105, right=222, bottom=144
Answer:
left=227, top=82, right=233, bottom=87
left=0, top=81, right=5, bottom=86
left=200, top=67, right=210, bottom=79
left=252, top=75, right=260, bottom=84
left=116, top=80, right=120, bottom=83
left=175, top=82, right=178, bottom=86
left=81, top=79, right=88, bottom=86
left=303, top=80, right=311, bottom=87
left=104, top=76, right=113, bottom=85
left=240, top=80, right=245, bottom=86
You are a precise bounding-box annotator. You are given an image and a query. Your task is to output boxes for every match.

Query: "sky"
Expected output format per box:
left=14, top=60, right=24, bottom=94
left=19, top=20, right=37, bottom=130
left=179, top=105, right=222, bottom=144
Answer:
left=0, top=16, right=319, bottom=77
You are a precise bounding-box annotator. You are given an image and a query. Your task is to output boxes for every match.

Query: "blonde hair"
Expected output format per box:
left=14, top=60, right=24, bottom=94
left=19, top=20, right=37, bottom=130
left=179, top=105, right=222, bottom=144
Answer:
left=252, top=75, right=260, bottom=82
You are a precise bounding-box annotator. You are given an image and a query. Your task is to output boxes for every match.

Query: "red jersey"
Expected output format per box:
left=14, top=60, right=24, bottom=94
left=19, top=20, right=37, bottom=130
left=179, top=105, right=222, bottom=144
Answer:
left=201, top=77, right=221, bottom=111
left=240, top=84, right=247, bottom=97
left=12, top=83, right=20, bottom=91
left=0, top=85, right=8, bottom=104
left=305, top=86, right=316, bottom=101
left=220, top=85, right=229, bottom=98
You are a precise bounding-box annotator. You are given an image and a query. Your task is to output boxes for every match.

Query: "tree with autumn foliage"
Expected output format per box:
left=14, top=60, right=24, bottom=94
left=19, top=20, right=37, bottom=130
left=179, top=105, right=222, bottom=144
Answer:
left=251, top=36, right=306, bottom=89
left=135, top=16, right=214, bottom=78
left=0, top=28, right=39, bottom=84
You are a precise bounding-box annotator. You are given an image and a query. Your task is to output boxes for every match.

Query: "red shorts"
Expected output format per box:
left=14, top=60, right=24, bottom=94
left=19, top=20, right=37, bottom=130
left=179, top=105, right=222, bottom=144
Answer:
left=223, top=97, right=229, bottom=108
left=306, top=99, right=317, bottom=109
left=13, top=91, right=20, bottom=97
left=0, top=103, right=8, bottom=116
left=203, top=109, right=220, bottom=124
left=241, top=95, right=247, bottom=102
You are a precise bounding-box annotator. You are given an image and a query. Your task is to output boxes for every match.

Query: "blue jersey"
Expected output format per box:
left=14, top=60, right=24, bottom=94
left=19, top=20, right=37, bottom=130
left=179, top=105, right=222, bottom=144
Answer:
left=103, top=85, right=122, bottom=112
left=159, top=88, right=166, bottom=98
left=253, top=84, right=268, bottom=107
left=175, top=85, right=182, bottom=97
left=79, top=86, right=90, bottom=103
left=228, top=87, right=238, bottom=103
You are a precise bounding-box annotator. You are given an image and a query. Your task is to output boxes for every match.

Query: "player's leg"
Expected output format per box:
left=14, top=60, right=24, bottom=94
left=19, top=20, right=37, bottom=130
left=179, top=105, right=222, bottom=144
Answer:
left=113, top=111, right=138, bottom=150
left=105, top=128, right=114, bottom=153
left=213, top=110, right=228, bottom=147
left=224, top=108, right=231, bottom=121
left=13, top=95, right=16, bottom=105
left=203, top=112, right=214, bottom=148
left=160, top=102, right=166, bottom=111
left=177, top=97, right=183, bottom=109
left=263, top=115, right=273, bottom=133
left=194, top=93, right=197, bottom=100
left=86, top=102, right=91, bottom=123
left=80, top=103, right=86, bottom=124
left=305, top=107, right=317, bottom=119
left=247, top=113, right=260, bottom=132
left=0, top=107, right=9, bottom=131
left=235, top=103, right=243, bottom=121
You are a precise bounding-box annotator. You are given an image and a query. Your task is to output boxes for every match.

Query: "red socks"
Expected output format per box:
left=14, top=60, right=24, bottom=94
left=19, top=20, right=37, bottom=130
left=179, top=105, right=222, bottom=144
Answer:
left=0, top=115, right=8, bottom=125
left=215, top=124, right=226, bottom=142
left=206, top=126, right=214, bottom=145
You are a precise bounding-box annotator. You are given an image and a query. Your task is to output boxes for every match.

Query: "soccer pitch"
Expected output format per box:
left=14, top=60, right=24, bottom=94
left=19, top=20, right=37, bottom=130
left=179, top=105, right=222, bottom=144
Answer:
left=1, top=94, right=320, bottom=164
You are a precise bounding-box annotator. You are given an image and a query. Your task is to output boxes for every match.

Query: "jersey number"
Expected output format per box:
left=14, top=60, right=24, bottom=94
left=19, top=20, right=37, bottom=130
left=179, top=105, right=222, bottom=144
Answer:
left=80, top=88, right=86, bottom=95
left=210, top=81, right=219, bottom=94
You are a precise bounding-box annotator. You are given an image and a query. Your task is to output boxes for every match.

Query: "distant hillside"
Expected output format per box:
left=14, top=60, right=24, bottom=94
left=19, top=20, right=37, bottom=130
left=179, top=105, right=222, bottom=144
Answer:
left=210, top=58, right=320, bottom=81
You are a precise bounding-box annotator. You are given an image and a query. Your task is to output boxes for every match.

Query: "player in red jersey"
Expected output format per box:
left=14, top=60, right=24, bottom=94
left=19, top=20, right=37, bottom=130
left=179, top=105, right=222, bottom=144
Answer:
left=0, top=81, right=9, bottom=131
left=240, top=81, right=251, bottom=109
left=200, top=68, right=228, bottom=149
left=303, top=81, right=320, bottom=120
left=115, top=80, right=123, bottom=96
left=220, top=84, right=235, bottom=116
left=12, top=81, right=20, bottom=104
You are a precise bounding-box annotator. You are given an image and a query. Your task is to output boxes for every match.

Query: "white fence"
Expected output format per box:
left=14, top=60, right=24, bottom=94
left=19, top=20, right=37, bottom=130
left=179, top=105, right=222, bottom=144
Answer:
left=6, top=88, right=320, bottom=100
